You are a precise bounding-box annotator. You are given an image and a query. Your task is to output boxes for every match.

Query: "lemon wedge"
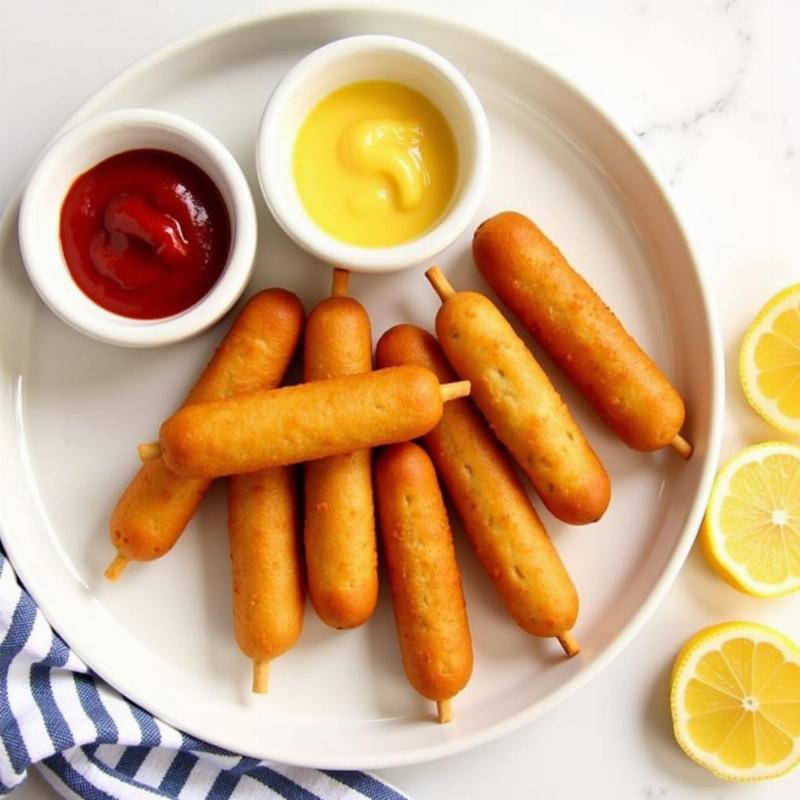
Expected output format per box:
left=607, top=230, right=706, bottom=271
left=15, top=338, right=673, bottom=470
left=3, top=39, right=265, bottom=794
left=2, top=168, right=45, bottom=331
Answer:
left=740, top=284, right=800, bottom=435
left=701, top=442, right=800, bottom=597
left=671, top=622, right=800, bottom=781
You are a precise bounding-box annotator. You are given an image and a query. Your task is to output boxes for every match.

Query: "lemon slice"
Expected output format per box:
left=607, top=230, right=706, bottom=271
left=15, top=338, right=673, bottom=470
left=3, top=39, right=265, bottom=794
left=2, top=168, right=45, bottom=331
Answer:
left=671, top=622, right=800, bottom=781
left=740, top=283, right=800, bottom=435
left=701, top=442, right=800, bottom=597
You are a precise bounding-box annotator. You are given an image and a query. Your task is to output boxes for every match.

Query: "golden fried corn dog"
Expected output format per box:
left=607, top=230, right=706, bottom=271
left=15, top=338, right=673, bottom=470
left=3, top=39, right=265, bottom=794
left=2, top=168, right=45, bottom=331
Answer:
left=156, top=366, right=470, bottom=479
left=228, top=466, right=304, bottom=693
left=375, top=442, right=473, bottom=723
left=304, top=269, right=377, bottom=629
left=105, top=289, right=304, bottom=580
left=376, top=325, right=579, bottom=653
left=426, top=268, right=610, bottom=525
left=473, top=211, right=690, bottom=457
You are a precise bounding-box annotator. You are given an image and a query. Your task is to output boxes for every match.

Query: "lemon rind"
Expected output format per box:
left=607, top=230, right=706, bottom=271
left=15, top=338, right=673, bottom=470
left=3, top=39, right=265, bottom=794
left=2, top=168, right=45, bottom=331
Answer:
left=671, top=622, right=800, bottom=782
left=702, top=441, right=800, bottom=597
left=739, top=283, right=800, bottom=436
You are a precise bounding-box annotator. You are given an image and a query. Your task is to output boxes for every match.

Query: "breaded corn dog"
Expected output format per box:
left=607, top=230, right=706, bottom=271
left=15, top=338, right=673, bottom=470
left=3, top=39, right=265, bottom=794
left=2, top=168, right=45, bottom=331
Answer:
left=376, top=325, right=579, bottom=652
left=375, top=442, right=473, bottom=723
left=106, top=289, right=304, bottom=580
left=155, top=366, right=470, bottom=479
left=426, top=268, right=610, bottom=525
left=473, top=211, right=690, bottom=457
left=228, top=466, right=304, bottom=693
left=304, top=269, right=378, bottom=629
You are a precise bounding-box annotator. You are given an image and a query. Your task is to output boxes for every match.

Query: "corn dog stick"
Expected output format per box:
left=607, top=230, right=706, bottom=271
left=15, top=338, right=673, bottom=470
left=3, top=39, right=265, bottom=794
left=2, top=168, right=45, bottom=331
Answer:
left=557, top=631, right=580, bottom=658
left=331, top=267, right=350, bottom=297
left=426, top=266, right=454, bottom=300
left=137, top=442, right=162, bottom=463
left=670, top=434, right=693, bottom=460
left=252, top=660, right=270, bottom=694
left=137, top=442, right=159, bottom=460
left=437, top=699, right=453, bottom=724
left=103, top=554, right=129, bottom=582
left=440, top=381, right=471, bottom=402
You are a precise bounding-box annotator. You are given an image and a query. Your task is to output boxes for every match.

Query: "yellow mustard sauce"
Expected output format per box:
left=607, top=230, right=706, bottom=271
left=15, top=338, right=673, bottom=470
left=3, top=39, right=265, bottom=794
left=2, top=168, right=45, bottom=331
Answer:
left=294, top=80, right=458, bottom=247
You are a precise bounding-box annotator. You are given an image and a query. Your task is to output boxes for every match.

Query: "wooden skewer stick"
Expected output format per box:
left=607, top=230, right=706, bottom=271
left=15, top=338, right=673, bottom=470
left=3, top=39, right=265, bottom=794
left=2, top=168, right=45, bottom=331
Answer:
left=440, top=380, right=471, bottom=402
left=252, top=660, right=270, bottom=694
left=138, top=441, right=162, bottom=462
left=425, top=266, right=456, bottom=301
left=436, top=699, right=453, bottom=724
left=557, top=631, right=580, bottom=658
left=104, top=553, right=129, bottom=581
left=331, top=267, right=350, bottom=297
left=670, top=434, right=693, bottom=460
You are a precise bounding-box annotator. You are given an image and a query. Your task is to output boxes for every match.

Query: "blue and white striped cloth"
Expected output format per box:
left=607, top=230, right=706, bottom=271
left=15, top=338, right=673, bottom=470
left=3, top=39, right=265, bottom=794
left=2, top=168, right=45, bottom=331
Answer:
left=0, top=551, right=408, bottom=800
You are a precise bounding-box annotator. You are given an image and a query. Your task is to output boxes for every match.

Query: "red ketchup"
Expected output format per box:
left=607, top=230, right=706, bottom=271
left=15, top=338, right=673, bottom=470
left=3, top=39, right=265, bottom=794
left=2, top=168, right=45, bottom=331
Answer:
left=60, top=149, right=231, bottom=319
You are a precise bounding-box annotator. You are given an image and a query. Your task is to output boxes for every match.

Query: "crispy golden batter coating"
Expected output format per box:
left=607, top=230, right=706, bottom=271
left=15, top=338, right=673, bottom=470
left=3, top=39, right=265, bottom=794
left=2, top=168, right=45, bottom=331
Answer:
left=159, top=366, right=445, bottom=478
left=474, top=211, right=685, bottom=451
left=110, top=289, right=304, bottom=563
left=376, top=325, right=578, bottom=638
left=303, top=289, right=378, bottom=630
left=375, top=442, right=473, bottom=704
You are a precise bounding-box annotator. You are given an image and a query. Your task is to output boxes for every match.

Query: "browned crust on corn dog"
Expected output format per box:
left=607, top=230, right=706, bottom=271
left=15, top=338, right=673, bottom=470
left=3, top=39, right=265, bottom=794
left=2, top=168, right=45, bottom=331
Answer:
left=432, top=283, right=610, bottom=525
left=108, top=289, right=304, bottom=566
left=303, top=283, right=378, bottom=629
left=228, top=466, right=304, bottom=674
left=376, top=325, right=579, bottom=639
left=375, top=442, right=473, bottom=707
left=158, top=366, right=447, bottom=479
left=473, top=211, right=686, bottom=451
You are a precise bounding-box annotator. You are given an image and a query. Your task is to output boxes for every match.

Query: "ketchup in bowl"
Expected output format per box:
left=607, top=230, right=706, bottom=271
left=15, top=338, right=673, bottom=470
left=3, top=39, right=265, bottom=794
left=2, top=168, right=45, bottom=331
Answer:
left=60, top=149, right=231, bottom=319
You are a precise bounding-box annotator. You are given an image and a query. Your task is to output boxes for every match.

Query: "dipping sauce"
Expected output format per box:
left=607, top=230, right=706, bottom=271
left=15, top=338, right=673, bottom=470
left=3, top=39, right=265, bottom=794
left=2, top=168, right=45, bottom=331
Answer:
left=294, top=80, right=457, bottom=247
left=60, top=149, right=231, bottom=319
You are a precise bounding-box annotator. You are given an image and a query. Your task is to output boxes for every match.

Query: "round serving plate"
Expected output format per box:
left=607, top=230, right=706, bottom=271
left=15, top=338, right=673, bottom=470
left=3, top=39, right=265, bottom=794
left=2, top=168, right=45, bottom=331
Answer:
left=0, top=5, right=723, bottom=769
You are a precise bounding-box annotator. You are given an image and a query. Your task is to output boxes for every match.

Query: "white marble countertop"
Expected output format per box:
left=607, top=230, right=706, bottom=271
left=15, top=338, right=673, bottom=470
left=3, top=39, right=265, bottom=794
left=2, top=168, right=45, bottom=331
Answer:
left=2, top=1, right=798, bottom=798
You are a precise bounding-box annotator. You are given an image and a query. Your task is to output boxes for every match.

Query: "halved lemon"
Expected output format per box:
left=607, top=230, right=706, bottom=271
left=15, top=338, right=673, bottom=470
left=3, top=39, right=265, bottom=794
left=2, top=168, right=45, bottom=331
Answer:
left=701, top=442, right=800, bottom=597
left=671, top=622, right=800, bottom=781
left=740, top=283, right=800, bottom=435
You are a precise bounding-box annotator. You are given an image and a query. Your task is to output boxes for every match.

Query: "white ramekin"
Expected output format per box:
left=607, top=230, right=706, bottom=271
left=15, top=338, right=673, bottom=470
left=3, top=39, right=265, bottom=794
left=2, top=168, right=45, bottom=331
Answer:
left=18, top=108, right=257, bottom=347
left=256, top=35, right=491, bottom=273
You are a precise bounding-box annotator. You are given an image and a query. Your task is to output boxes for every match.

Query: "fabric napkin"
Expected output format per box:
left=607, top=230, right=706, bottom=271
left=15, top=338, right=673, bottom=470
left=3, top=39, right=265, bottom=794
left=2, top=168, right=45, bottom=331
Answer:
left=0, top=551, right=408, bottom=799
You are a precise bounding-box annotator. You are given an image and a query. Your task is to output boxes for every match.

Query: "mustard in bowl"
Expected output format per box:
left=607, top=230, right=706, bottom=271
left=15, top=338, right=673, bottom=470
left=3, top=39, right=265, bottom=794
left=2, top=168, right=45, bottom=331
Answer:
left=257, top=35, right=491, bottom=273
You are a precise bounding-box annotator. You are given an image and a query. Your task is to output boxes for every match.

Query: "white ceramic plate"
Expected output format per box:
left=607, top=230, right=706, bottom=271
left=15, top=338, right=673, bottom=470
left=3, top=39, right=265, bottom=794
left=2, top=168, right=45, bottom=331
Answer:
left=0, top=6, right=724, bottom=769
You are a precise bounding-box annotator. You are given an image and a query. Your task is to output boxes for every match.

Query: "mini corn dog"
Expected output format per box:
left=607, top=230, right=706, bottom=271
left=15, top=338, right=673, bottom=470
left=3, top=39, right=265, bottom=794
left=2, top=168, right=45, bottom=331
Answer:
left=426, top=268, right=610, bottom=525
left=228, top=466, right=304, bottom=693
left=376, top=325, right=579, bottom=653
left=473, top=211, right=691, bottom=457
left=153, top=366, right=470, bottom=479
left=304, top=269, right=378, bottom=629
left=375, top=442, right=473, bottom=723
left=105, top=288, right=304, bottom=580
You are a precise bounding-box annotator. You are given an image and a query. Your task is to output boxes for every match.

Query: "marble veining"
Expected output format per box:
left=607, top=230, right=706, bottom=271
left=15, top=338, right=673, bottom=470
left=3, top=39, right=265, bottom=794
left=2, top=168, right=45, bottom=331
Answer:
left=634, top=0, right=755, bottom=185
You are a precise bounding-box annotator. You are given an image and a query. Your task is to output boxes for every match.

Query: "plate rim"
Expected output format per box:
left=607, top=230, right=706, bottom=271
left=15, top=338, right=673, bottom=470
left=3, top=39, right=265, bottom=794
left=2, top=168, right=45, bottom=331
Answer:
left=0, top=2, right=725, bottom=769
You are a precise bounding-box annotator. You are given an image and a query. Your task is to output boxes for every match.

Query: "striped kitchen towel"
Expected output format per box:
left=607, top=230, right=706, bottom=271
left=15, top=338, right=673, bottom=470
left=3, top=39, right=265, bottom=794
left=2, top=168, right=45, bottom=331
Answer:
left=0, top=551, right=408, bottom=799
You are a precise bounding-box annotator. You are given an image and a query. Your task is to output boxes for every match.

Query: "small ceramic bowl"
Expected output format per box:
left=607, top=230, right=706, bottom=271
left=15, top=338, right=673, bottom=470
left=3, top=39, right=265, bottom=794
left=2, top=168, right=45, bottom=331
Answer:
left=18, top=108, right=257, bottom=347
left=257, top=35, right=491, bottom=273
